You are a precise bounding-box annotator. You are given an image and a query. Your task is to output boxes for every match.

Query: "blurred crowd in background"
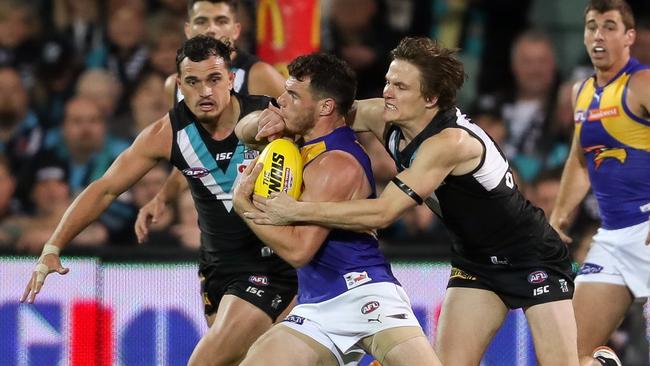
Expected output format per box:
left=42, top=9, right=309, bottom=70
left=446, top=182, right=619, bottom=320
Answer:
left=0, top=0, right=649, bottom=261
left=1, top=0, right=650, bottom=363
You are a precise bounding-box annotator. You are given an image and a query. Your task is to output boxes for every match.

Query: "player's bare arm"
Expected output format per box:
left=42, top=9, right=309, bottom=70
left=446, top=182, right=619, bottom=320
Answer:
left=247, top=128, right=482, bottom=231
left=550, top=81, right=593, bottom=243
left=347, top=98, right=385, bottom=139
left=21, top=117, right=173, bottom=303
left=164, top=73, right=179, bottom=109
left=248, top=62, right=286, bottom=98
left=234, top=150, right=370, bottom=267
left=234, top=107, right=286, bottom=147
left=628, top=69, right=650, bottom=244
left=627, top=69, right=650, bottom=118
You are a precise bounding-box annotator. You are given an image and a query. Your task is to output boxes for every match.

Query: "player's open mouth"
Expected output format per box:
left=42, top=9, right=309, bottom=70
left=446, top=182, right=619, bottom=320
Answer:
left=384, top=103, right=397, bottom=111
left=592, top=46, right=606, bottom=54
left=198, top=101, right=215, bottom=111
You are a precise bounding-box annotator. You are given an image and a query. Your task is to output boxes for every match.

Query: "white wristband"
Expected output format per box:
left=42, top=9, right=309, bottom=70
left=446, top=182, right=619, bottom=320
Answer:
left=39, top=244, right=60, bottom=261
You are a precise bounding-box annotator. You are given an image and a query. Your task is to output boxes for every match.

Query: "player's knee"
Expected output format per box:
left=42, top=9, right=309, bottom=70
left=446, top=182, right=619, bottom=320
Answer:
left=188, top=333, right=248, bottom=366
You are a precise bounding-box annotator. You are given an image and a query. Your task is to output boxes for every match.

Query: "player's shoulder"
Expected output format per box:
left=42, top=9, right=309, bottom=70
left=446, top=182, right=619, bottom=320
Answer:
left=628, top=68, right=650, bottom=91
left=307, top=150, right=364, bottom=182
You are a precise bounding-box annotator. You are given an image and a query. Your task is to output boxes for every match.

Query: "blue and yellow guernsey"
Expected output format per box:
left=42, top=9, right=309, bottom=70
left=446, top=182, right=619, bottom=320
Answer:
left=296, top=126, right=398, bottom=304
left=574, top=58, right=650, bottom=230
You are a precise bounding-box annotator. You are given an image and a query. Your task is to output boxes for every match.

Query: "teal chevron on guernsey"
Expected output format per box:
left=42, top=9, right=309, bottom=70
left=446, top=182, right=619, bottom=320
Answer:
left=177, top=124, right=245, bottom=211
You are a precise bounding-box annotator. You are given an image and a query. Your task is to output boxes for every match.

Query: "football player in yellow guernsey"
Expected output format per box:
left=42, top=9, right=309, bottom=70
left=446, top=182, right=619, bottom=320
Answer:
left=550, top=0, right=650, bottom=365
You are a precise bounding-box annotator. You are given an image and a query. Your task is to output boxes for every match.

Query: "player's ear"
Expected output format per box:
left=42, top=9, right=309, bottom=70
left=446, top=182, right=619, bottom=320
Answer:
left=319, top=98, right=335, bottom=116
left=184, top=22, right=191, bottom=39
left=229, top=70, right=235, bottom=91
left=425, top=96, right=438, bottom=109
left=625, top=28, right=636, bottom=48
left=232, top=22, right=242, bottom=41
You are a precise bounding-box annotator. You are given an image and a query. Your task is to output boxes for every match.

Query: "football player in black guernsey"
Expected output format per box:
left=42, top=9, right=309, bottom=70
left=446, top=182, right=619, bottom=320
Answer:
left=22, top=35, right=297, bottom=366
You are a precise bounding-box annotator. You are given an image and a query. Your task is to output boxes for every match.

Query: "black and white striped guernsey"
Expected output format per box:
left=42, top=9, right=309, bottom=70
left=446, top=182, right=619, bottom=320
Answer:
left=385, top=108, right=562, bottom=260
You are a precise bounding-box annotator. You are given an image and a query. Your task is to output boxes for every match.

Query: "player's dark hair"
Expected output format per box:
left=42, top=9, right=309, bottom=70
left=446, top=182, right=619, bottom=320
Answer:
left=390, top=37, right=465, bottom=111
left=288, top=53, right=357, bottom=116
left=176, top=35, right=233, bottom=74
left=187, top=0, right=239, bottom=18
left=585, top=0, right=635, bottom=30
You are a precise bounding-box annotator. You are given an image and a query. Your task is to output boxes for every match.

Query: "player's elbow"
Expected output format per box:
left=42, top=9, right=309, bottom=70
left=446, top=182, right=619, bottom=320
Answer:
left=284, top=250, right=313, bottom=268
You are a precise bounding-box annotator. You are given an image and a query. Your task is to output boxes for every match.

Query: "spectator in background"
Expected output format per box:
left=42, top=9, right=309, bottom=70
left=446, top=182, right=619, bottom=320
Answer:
left=0, top=162, right=107, bottom=253
left=86, top=2, right=149, bottom=112
left=32, top=37, right=80, bottom=129
left=38, top=96, right=134, bottom=244
left=146, top=13, right=184, bottom=77
left=0, top=155, right=17, bottom=224
left=476, top=30, right=567, bottom=182
left=0, top=0, right=42, bottom=88
left=326, top=0, right=398, bottom=98
left=50, top=0, right=102, bottom=60
left=0, top=68, right=42, bottom=181
left=526, top=168, right=563, bottom=220
left=129, top=71, right=169, bottom=138
left=76, top=69, right=131, bottom=140
left=476, top=0, right=533, bottom=96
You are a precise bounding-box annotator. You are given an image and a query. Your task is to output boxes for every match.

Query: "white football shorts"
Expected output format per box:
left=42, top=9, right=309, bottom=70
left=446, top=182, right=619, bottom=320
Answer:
left=281, top=282, right=422, bottom=365
left=576, top=220, right=650, bottom=298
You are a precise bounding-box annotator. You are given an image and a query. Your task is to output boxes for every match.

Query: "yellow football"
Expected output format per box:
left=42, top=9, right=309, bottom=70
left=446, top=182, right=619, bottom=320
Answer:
left=254, top=138, right=303, bottom=199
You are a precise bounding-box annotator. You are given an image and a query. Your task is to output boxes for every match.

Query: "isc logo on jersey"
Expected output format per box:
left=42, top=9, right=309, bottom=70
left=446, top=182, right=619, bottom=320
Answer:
left=215, top=152, right=233, bottom=161
left=254, top=138, right=303, bottom=199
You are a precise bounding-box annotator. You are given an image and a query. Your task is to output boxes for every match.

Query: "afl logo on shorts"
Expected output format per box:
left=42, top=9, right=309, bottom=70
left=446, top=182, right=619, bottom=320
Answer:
left=527, top=270, right=548, bottom=284
left=182, top=167, right=210, bottom=178
left=248, top=275, right=269, bottom=286
left=361, top=301, right=380, bottom=314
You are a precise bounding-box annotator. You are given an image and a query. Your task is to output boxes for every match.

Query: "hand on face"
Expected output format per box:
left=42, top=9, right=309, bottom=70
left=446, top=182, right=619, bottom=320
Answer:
left=256, top=103, right=287, bottom=142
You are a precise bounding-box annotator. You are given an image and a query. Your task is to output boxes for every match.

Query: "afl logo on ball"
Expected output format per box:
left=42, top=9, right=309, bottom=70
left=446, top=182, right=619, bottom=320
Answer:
left=361, top=301, right=380, bottom=314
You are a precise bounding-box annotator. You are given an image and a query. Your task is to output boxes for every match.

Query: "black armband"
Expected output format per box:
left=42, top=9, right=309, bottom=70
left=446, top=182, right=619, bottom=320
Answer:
left=391, top=177, right=423, bottom=205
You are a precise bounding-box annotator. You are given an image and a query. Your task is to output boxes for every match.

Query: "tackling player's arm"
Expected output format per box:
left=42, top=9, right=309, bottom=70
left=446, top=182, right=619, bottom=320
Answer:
left=234, top=105, right=285, bottom=147
left=247, top=62, right=286, bottom=98
left=247, top=129, right=482, bottom=231
left=234, top=151, right=370, bottom=267
left=347, top=98, right=385, bottom=140
left=550, top=81, right=592, bottom=243
left=21, top=117, right=173, bottom=303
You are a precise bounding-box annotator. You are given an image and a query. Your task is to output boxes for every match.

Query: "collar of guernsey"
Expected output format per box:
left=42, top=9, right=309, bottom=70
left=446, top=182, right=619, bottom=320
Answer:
left=574, top=57, right=650, bottom=229
left=295, top=126, right=397, bottom=304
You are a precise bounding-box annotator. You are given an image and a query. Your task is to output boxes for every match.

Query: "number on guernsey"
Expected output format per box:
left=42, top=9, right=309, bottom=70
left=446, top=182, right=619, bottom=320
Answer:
left=505, top=172, right=514, bottom=189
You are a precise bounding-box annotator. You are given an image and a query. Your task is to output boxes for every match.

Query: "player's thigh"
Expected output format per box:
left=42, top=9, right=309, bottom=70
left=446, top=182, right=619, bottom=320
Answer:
left=241, top=324, right=338, bottom=366
left=524, top=299, right=579, bottom=366
left=573, top=282, right=632, bottom=357
left=200, top=294, right=273, bottom=353
left=359, top=326, right=441, bottom=366
left=436, top=287, right=509, bottom=366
